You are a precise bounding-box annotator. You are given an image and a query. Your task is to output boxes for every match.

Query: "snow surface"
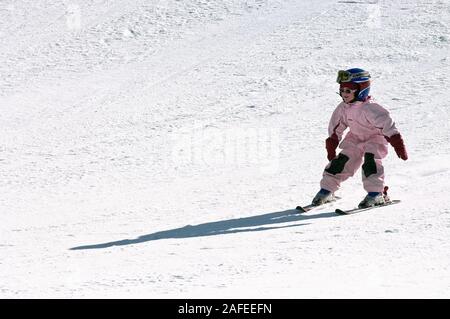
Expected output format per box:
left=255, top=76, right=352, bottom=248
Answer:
left=1, top=0, right=449, bottom=298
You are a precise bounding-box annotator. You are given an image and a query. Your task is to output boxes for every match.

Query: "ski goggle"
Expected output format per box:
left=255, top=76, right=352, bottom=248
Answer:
left=339, top=88, right=357, bottom=94
left=336, top=70, right=371, bottom=83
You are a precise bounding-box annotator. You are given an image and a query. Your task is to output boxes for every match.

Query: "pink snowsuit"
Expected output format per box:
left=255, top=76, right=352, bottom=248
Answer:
left=320, top=98, right=400, bottom=193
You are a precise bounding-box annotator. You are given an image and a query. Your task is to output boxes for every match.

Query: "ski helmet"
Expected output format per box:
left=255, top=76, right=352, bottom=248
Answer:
left=336, top=68, right=371, bottom=101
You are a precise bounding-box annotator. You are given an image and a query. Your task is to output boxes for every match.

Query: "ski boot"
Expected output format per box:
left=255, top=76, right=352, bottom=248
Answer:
left=358, top=186, right=391, bottom=208
left=312, top=188, right=335, bottom=206
left=358, top=192, right=386, bottom=208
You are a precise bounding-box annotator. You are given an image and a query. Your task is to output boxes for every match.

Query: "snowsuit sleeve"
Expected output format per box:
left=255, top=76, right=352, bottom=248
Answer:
left=328, top=103, right=347, bottom=141
left=364, top=103, right=400, bottom=138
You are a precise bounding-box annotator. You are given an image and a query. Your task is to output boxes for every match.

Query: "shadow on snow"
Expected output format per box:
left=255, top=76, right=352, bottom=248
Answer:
left=70, top=209, right=337, bottom=250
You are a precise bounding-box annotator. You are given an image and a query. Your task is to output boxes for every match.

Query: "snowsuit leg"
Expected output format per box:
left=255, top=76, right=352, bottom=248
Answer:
left=320, top=139, right=363, bottom=193
left=361, top=141, right=388, bottom=193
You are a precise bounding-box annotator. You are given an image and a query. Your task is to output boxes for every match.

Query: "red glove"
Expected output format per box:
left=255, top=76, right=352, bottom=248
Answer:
left=325, top=134, right=339, bottom=161
left=386, top=134, right=408, bottom=160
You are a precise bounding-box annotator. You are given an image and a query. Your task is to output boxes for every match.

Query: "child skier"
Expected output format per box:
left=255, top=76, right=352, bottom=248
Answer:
left=312, top=68, right=408, bottom=208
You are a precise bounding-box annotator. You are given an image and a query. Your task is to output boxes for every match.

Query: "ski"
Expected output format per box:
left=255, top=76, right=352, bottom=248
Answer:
left=295, top=204, right=315, bottom=213
left=335, top=199, right=401, bottom=215
left=296, top=196, right=341, bottom=213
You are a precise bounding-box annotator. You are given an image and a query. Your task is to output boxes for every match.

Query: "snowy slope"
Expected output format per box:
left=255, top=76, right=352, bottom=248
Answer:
left=1, top=0, right=449, bottom=298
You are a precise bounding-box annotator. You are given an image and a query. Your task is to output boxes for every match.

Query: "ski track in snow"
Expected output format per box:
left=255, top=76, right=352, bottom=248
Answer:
left=0, top=0, right=449, bottom=298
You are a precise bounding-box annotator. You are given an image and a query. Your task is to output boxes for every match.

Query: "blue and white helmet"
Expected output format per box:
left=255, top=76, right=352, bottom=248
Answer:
left=336, top=68, right=371, bottom=101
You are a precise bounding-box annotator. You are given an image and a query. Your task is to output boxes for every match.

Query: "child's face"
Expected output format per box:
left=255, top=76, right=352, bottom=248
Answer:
left=340, top=88, right=356, bottom=103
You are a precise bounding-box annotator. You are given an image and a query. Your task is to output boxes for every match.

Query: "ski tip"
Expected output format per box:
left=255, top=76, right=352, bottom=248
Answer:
left=295, top=206, right=306, bottom=212
left=335, top=209, right=347, bottom=215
